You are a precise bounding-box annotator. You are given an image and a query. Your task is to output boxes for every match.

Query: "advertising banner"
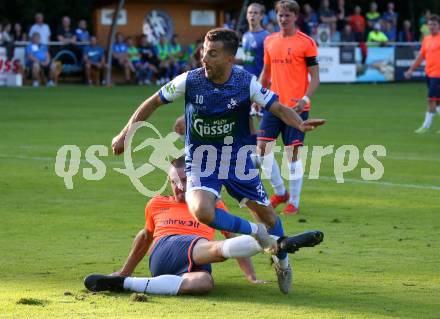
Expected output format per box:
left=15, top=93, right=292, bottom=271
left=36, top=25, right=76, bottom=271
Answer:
left=355, top=47, right=395, bottom=82
left=394, top=46, right=425, bottom=81
left=318, top=47, right=356, bottom=83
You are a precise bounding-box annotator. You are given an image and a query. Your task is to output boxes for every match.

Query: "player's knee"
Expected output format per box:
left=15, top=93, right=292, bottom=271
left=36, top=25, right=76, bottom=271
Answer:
left=192, top=203, right=215, bottom=224
left=180, top=273, right=214, bottom=294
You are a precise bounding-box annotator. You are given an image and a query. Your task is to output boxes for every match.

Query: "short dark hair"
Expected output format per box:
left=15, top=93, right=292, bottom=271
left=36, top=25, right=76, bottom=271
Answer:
left=275, top=0, right=300, bottom=16
left=248, top=2, right=266, bottom=15
left=429, top=14, right=440, bottom=24
left=170, top=155, right=185, bottom=169
left=205, top=28, right=239, bottom=56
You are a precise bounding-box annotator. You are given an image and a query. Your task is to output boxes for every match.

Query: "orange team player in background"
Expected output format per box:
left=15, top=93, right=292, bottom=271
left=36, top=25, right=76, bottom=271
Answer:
left=256, top=0, right=320, bottom=215
left=405, top=14, right=440, bottom=134
left=84, top=156, right=324, bottom=295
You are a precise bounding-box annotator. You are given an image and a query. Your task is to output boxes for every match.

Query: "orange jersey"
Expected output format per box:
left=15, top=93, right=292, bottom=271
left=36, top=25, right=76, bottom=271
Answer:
left=421, top=33, right=440, bottom=77
left=145, top=196, right=227, bottom=243
left=263, top=31, right=318, bottom=111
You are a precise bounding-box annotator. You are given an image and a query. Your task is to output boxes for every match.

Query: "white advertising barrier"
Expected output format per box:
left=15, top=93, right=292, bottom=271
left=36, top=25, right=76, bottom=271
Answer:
left=0, top=47, right=25, bottom=86
left=318, top=47, right=356, bottom=83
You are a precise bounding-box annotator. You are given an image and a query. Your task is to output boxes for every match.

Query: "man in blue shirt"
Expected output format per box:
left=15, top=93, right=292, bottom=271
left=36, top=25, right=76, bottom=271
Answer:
left=25, top=32, right=56, bottom=87
left=83, top=35, right=106, bottom=85
left=111, top=28, right=325, bottom=294
left=112, top=32, right=132, bottom=83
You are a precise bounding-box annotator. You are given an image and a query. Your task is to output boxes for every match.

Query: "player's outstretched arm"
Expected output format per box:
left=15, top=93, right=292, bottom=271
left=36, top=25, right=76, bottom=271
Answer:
left=112, top=93, right=164, bottom=155
left=269, top=101, right=326, bottom=132
left=113, top=229, right=154, bottom=277
left=404, top=53, right=424, bottom=79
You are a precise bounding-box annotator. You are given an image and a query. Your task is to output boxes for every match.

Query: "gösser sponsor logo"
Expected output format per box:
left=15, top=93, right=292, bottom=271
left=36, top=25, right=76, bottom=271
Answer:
left=54, top=121, right=387, bottom=196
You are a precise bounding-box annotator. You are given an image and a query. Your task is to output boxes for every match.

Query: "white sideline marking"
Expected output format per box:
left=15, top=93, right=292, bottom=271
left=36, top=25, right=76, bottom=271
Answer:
left=1, top=154, right=439, bottom=191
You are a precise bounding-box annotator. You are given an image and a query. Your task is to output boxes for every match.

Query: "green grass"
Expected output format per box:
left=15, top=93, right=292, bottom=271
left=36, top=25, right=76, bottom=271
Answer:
left=0, top=83, right=439, bottom=318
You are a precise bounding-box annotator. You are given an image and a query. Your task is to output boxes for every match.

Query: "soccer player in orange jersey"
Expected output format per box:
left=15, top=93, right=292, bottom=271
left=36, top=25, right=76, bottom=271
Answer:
left=84, top=156, right=324, bottom=295
left=405, top=14, right=440, bottom=134
left=256, top=0, right=320, bottom=215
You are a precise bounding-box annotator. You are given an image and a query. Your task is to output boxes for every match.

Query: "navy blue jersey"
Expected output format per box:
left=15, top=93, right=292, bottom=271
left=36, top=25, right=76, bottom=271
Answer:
left=159, top=66, right=277, bottom=175
left=242, top=30, right=269, bottom=77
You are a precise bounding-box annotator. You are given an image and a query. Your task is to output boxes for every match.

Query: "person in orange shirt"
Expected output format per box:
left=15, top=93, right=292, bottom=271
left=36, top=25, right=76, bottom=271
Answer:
left=256, top=0, right=320, bottom=215
left=84, top=156, right=324, bottom=295
left=405, top=14, right=440, bottom=134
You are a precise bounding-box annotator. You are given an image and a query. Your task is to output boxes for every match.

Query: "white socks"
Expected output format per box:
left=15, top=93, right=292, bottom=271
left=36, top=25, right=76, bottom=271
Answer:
left=437, top=106, right=440, bottom=115
left=123, top=275, right=184, bottom=295
left=272, top=255, right=289, bottom=270
left=288, top=160, right=304, bottom=207
left=221, top=235, right=280, bottom=258
left=422, top=112, right=435, bottom=128
left=258, top=153, right=286, bottom=196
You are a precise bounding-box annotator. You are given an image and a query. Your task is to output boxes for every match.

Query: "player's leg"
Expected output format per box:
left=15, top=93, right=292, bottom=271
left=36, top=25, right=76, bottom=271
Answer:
left=282, top=111, right=308, bottom=215
left=416, top=77, right=437, bottom=133
left=256, top=111, right=288, bottom=207
left=185, top=182, right=266, bottom=240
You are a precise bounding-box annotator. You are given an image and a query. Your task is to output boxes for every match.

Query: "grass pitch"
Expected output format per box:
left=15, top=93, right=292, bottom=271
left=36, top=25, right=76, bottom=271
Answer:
left=0, top=83, right=439, bottom=318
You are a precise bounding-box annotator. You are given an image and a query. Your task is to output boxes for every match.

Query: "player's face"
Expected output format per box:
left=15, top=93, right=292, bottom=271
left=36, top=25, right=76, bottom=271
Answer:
left=168, top=166, right=187, bottom=203
left=201, top=40, right=231, bottom=81
left=247, top=5, right=263, bottom=27
left=428, top=20, right=440, bottom=35
left=276, top=8, right=297, bottom=32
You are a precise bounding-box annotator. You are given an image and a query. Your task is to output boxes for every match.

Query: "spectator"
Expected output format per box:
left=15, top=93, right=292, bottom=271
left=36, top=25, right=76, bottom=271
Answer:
left=302, top=3, right=319, bottom=37
left=74, top=20, right=90, bottom=44
left=25, top=32, right=56, bottom=87
left=13, top=23, right=27, bottom=41
left=335, top=0, right=346, bottom=31
left=382, top=2, right=398, bottom=28
left=341, top=24, right=355, bottom=42
left=28, top=13, right=51, bottom=44
left=367, top=22, right=388, bottom=46
left=112, top=32, right=131, bottom=83
left=2, top=22, right=12, bottom=43
left=155, top=36, right=172, bottom=85
left=127, top=37, right=142, bottom=84
left=57, top=16, right=75, bottom=44
left=330, top=22, right=341, bottom=42
left=383, top=20, right=396, bottom=42
left=348, top=5, right=366, bottom=41
left=318, top=0, right=337, bottom=27
left=138, top=35, right=158, bottom=84
left=223, top=12, right=236, bottom=30
left=262, top=7, right=279, bottom=32
left=169, top=34, right=184, bottom=78
left=83, top=35, right=106, bottom=86
left=398, top=20, right=414, bottom=42
left=419, top=10, right=431, bottom=40
left=265, top=21, right=276, bottom=34
left=189, top=39, right=203, bottom=69
left=366, top=2, right=381, bottom=30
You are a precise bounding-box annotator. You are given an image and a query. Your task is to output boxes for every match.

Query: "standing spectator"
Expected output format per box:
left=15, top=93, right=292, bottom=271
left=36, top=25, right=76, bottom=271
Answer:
left=265, top=21, right=276, bottom=34
left=367, top=23, right=388, bottom=46
left=302, top=3, right=319, bottom=37
left=398, top=20, right=414, bottom=42
left=419, top=10, right=431, bottom=40
left=335, top=0, right=346, bottom=31
left=330, top=22, right=341, bottom=42
left=382, top=2, right=398, bottom=28
left=28, top=13, right=51, bottom=44
left=112, top=32, right=132, bottom=83
left=348, top=6, right=366, bottom=41
left=2, top=22, right=12, bottom=43
left=26, top=32, right=56, bottom=87
left=74, top=20, right=90, bottom=44
left=57, top=16, right=75, bottom=44
left=262, top=7, right=279, bottom=32
left=341, top=24, right=355, bottom=42
left=13, top=23, right=27, bottom=41
left=83, top=35, right=105, bottom=86
left=318, top=0, right=337, bottom=27
left=138, top=35, right=158, bottom=84
left=366, top=2, right=381, bottom=30
left=383, top=20, right=396, bottom=42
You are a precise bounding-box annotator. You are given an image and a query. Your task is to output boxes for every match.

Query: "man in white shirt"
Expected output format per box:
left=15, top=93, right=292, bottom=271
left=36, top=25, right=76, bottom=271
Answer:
left=29, top=13, right=51, bottom=44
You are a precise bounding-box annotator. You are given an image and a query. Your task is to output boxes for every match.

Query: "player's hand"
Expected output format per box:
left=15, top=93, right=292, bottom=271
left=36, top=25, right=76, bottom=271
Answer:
left=173, top=115, right=186, bottom=136
left=301, top=119, right=326, bottom=132
left=404, top=69, right=412, bottom=80
left=111, top=133, right=126, bottom=155
left=293, top=99, right=307, bottom=114
left=250, top=103, right=263, bottom=117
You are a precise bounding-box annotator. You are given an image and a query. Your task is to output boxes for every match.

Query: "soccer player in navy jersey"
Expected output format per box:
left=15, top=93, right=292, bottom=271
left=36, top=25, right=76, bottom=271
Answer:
left=112, top=28, right=324, bottom=294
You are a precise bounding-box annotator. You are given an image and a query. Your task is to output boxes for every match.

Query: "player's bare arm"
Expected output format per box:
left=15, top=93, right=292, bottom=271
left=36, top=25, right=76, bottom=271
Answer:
left=269, top=101, right=326, bottom=132
left=112, top=92, right=164, bottom=155
left=404, top=53, right=424, bottom=79
left=295, top=64, right=320, bottom=113
left=113, top=229, right=154, bottom=276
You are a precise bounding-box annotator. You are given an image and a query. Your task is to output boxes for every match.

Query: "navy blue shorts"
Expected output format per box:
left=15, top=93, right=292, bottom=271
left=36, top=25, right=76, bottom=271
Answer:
left=258, top=111, right=309, bottom=146
left=427, top=77, right=440, bottom=101
left=149, top=235, right=211, bottom=277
